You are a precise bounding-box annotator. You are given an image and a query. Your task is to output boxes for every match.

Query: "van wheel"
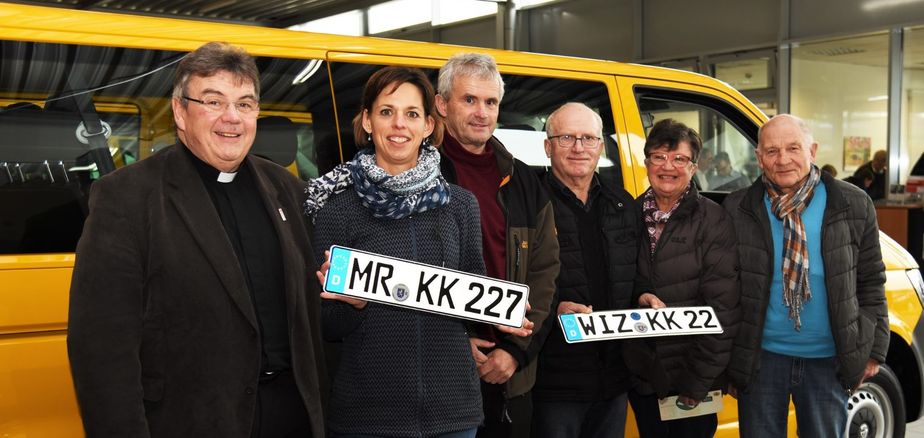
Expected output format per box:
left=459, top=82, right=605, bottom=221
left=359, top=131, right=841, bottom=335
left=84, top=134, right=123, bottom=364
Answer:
left=846, top=364, right=905, bottom=438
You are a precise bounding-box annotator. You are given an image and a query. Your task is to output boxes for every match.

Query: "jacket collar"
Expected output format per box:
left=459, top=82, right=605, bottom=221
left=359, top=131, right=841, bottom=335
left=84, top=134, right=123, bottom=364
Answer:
left=439, top=133, right=516, bottom=183
left=739, top=169, right=847, bottom=215
left=670, top=183, right=701, bottom=220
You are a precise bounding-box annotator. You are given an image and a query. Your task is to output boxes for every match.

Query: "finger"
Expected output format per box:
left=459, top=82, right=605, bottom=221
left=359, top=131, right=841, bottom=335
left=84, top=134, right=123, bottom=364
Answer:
left=469, top=338, right=496, bottom=349
left=320, top=292, right=366, bottom=309
left=522, top=317, right=535, bottom=331
left=651, top=299, right=667, bottom=310
left=316, top=270, right=326, bottom=285
left=478, top=362, right=496, bottom=378
left=495, top=323, right=532, bottom=338
left=471, top=348, right=488, bottom=364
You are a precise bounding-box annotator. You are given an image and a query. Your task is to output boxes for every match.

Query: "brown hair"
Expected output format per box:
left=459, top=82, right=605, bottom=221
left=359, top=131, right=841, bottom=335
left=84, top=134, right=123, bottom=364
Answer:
left=352, top=66, right=443, bottom=148
left=172, top=42, right=260, bottom=103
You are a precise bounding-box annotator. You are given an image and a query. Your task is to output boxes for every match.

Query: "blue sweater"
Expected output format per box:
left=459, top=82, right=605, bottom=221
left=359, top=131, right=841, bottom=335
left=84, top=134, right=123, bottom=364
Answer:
left=762, top=182, right=836, bottom=358
left=313, top=184, right=485, bottom=437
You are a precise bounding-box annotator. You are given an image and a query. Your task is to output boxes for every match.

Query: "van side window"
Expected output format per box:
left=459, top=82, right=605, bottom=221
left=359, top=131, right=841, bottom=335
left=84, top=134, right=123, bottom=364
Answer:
left=328, top=62, right=622, bottom=188
left=635, top=87, right=758, bottom=196
left=0, top=40, right=337, bottom=254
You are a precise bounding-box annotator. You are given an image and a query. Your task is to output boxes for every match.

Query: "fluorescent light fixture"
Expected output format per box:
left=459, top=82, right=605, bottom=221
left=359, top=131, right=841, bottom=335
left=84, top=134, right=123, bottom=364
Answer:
left=292, top=59, right=324, bottom=85
left=433, top=0, right=497, bottom=25
left=368, top=0, right=431, bottom=34
left=868, top=95, right=889, bottom=102
left=288, top=10, right=363, bottom=36
left=862, top=0, right=924, bottom=11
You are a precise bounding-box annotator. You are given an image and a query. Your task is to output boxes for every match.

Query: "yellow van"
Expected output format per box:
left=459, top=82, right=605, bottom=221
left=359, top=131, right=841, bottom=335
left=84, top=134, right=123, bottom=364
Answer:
left=1, top=3, right=922, bottom=437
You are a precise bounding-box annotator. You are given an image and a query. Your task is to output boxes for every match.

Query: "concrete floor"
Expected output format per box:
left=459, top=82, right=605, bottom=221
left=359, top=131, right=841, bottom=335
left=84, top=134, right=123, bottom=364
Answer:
left=909, top=416, right=924, bottom=437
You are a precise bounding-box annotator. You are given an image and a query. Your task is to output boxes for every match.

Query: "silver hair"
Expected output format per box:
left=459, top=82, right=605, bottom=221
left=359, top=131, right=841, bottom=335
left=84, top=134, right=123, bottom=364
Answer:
left=758, top=113, right=814, bottom=146
left=546, top=102, right=603, bottom=137
left=437, top=52, right=505, bottom=101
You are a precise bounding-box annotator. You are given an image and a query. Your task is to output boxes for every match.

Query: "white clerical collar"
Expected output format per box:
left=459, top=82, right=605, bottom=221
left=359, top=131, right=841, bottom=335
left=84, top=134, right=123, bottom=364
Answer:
left=217, top=171, right=237, bottom=183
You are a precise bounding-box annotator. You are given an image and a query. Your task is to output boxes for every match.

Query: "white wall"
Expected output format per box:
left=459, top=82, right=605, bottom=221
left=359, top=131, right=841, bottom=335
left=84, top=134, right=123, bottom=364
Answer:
left=791, top=58, right=889, bottom=177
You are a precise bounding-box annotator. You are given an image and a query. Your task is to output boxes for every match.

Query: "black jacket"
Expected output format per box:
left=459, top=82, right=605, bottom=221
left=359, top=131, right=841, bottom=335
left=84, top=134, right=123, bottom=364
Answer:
left=625, top=185, right=740, bottom=401
left=68, top=145, right=326, bottom=438
left=722, top=172, right=888, bottom=391
left=532, top=173, right=641, bottom=402
left=440, top=135, right=560, bottom=398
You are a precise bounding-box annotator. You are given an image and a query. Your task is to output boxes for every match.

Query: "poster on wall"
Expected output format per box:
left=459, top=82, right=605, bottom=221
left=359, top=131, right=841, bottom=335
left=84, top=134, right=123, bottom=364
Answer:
left=843, top=136, right=871, bottom=172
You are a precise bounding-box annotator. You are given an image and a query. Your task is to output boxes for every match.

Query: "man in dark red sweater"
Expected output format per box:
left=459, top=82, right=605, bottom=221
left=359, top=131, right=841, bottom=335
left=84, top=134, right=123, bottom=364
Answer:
left=436, top=53, right=560, bottom=438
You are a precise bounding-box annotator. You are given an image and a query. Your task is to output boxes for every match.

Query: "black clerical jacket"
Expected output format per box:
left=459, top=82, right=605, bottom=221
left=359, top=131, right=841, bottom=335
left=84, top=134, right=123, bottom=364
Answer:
left=68, top=143, right=326, bottom=437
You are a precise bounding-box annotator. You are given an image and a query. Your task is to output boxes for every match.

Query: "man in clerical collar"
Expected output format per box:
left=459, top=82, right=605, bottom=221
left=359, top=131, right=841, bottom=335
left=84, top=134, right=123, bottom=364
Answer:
left=68, top=42, right=326, bottom=438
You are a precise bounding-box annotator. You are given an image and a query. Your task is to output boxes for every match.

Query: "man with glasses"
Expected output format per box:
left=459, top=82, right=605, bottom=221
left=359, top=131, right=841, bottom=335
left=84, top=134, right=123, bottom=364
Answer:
left=68, top=42, right=326, bottom=438
left=436, top=52, right=559, bottom=438
left=530, top=102, right=641, bottom=438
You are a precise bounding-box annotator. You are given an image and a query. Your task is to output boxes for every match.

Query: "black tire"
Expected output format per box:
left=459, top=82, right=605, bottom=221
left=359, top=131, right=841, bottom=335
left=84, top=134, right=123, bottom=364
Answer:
left=846, top=364, right=906, bottom=438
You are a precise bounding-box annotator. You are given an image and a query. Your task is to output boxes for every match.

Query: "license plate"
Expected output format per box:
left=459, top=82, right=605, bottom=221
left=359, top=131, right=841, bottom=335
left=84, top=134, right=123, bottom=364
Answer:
left=558, top=306, right=723, bottom=343
left=324, top=245, right=530, bottom=327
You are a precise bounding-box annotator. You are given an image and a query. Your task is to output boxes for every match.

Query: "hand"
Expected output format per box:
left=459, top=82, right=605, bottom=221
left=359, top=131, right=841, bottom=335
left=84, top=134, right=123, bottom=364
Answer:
left=558, top=301, right=592, bottom=315
left=638, top=292, right=666, bottom=309
left=478, top=348, right=517, bottom=384
left=495, top=318, right=533, bottom=337
left=854, top=359, right=881, bottom=391
left=317, top=250, right=367, bottom=310
left=676, top=395, right=701, bottom=410
left=469, top=337, right=494, bottom=366
left=314, top=250, right=330, bottom=285
left=494, top=302, right=534, bottom=337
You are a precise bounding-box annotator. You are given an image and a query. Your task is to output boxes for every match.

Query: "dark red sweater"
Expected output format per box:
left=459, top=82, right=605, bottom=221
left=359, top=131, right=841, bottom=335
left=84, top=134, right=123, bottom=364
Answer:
left=441, top=134, right=507, bottom=284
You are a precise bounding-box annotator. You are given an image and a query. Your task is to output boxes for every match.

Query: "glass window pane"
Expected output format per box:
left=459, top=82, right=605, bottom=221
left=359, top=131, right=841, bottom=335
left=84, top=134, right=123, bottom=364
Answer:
left=791, top=33, right=889, bottom=179
left=368, top=0, right=431, bottom=34
left=636, top=95, right=757, bottom=192
left=903, top=26, right=924, bottom=187
left=288, top=10, right=363, bottom=36
left=714, top=58, right=771, bottom=91
left=327, top=62, right=622, bottom=187
left=0, top=41, right=338, bottom=253
left=433, top=0, right=497, bottom=26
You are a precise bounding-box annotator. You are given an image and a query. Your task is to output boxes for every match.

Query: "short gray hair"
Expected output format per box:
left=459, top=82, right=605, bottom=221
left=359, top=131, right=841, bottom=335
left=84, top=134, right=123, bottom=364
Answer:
left=438, top=52, right=505, bottom=101
left=546, top=102, right=602, bottom=137
left=758, top=114, right=813, bottom=146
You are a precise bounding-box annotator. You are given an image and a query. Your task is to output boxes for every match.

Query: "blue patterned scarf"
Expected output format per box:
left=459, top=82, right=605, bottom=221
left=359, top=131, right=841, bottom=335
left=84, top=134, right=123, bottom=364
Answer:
left=303, top=145, right=451, bottom=220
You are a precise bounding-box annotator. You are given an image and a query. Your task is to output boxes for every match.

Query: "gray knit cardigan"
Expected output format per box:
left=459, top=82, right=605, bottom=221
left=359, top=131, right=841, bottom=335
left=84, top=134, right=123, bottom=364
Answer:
left=313, top=184, right=485, bottom=437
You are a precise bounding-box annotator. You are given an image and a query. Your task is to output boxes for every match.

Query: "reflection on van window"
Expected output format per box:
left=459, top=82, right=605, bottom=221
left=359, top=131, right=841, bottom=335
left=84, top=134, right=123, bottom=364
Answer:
left=328, top=62, right=621, bottom=187
left=636, top=89, right=757, bottom=193
left=0, top=40, right=336, bottom=254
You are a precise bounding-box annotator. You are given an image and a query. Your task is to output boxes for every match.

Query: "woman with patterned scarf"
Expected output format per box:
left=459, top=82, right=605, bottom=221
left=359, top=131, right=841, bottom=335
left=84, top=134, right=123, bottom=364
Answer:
left=624, top=119, right=741, bottom=438
left=303, top=66, right=503, bottom=438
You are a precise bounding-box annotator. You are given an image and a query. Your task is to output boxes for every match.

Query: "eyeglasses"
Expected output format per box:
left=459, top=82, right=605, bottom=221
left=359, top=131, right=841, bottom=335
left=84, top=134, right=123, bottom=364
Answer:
left=183, top=95, right=259, bottom=115
left=647, top=152, right=694, bottom=167
left=548, top=134, right=602, bottom=149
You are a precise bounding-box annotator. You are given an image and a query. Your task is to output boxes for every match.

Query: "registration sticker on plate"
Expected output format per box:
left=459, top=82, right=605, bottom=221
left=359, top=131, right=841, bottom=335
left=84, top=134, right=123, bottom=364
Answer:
left=559, top=306, right=723, bottom=343
left=324, top=245, right=530, bottom=327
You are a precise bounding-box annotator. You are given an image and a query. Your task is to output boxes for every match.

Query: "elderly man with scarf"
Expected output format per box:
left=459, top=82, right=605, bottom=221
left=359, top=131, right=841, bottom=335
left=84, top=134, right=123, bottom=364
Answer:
left=722, top=114, right=888, bottom=438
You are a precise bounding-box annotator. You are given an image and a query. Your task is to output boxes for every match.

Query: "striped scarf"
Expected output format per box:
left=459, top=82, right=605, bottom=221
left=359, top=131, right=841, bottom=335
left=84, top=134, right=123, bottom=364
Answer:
left=763, top=165, right=821, bottom=331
